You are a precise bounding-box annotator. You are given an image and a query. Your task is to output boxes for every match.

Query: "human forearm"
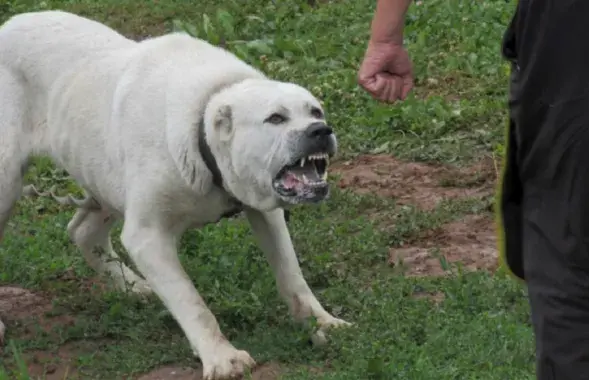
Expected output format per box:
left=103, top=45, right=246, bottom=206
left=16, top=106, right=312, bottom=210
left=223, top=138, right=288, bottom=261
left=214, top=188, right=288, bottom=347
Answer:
left=370, top=0, right=413, bottom=44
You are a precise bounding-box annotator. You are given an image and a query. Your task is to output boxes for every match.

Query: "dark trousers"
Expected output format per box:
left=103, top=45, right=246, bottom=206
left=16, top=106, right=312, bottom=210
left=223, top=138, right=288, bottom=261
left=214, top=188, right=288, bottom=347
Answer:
left=498, top=1, right=589, bottom=379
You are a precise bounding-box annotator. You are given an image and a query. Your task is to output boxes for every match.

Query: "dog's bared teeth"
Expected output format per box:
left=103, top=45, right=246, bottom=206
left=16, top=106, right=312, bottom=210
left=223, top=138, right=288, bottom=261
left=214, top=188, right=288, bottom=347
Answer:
left=309, top=153, right=327, bottom=160
left=300, top=158, right=306, bottom=167
left=321, top=170, right=328, bottom=181
left=305, top=153, right=329, bottom=162
left=302, top=174, right=309, bottom=184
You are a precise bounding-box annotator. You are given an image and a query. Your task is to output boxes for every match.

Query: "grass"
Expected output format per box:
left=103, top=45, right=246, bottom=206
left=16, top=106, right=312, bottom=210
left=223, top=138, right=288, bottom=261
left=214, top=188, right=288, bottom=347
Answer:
left=0, top=0, right=537, bottom=379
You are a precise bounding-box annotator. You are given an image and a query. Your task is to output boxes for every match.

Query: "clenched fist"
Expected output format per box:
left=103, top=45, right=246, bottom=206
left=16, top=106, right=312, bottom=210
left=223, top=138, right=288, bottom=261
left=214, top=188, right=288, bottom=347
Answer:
left=358, top=40, right=414, bottom=103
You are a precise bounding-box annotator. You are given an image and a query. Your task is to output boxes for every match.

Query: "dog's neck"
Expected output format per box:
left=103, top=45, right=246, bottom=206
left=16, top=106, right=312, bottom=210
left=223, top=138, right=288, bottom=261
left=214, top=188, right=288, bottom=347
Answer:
left=197, top=117, right=225, bottom=192
left=196, top=117, right=291, bottom=223
left=197, top=117, right=243, bottom=219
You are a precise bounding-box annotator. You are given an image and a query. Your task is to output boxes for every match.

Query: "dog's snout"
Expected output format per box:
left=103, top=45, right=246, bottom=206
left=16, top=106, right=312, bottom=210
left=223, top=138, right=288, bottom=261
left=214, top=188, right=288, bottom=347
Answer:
left=302, top=122, right=335, bottom=154
left=305, top=122, right=333, bottom=139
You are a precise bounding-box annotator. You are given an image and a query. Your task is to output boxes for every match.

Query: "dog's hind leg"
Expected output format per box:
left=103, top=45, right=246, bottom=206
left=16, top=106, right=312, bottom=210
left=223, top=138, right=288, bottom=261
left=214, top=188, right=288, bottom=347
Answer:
left=0, top=65, right=31, bottom=345
left=0, top=161, right=25, bottom=346
left=0, top=163, right=24, bottom=346
left=67, top=208, right=151, bottom=294
left=0, top=69, right=28, bottom=241
left=0, top=159, right=24, bottom=242
left=0, top=319, right=5, bottom=345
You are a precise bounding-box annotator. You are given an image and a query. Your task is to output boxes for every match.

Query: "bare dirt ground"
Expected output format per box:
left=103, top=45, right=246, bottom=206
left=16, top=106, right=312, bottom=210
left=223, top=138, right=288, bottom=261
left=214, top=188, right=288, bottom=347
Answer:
left=333, top=154, right=496, bottom=210
left=332, top=154, right=499, bottom=277
left=389, top=214, right=498, bottom=277
left=0, top=286, right=80, bottom=379
left=0, top=285, right=285, bottom=379
left=0, top=286, right=77, bottom=341
left=136, top=362, right=283, bottom=380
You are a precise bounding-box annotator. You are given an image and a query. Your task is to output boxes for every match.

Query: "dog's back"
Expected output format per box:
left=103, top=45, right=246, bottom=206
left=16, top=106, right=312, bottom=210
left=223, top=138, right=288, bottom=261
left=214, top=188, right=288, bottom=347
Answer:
left=0, top=10, right=134, bottom=91
left=0, top=10, right=137, bottom=153
left=0, top=11, right=137, bottom=233
left=0, top=10, right=267, bottom=210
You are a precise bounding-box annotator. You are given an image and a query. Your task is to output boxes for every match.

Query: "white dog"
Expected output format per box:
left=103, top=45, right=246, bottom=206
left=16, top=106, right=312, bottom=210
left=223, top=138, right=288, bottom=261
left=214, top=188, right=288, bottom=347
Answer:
left=0, top=10, right=350, bottom=379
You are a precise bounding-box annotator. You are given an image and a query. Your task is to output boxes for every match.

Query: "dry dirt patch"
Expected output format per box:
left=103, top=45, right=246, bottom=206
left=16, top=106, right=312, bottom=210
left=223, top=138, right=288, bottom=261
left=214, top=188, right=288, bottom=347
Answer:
left=24, top=343, right=82, bottom=380
left=0, top=286, right=76, bottom=340
left=0, top=286, right=81, bottom=378
left=389, top=214, right=498, bottom=277
left=332, top=154, right=496, bottom=210
left=137, top=362, right=282, bottom=380
left=0, top=285, right=286, bottom=379
left=332, top=154, right=499, bottom=277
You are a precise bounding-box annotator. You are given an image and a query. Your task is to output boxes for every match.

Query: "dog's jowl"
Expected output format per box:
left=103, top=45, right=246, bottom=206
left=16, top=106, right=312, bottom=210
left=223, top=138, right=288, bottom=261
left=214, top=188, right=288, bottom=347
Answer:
left=0, top=10, right=350, bottom=380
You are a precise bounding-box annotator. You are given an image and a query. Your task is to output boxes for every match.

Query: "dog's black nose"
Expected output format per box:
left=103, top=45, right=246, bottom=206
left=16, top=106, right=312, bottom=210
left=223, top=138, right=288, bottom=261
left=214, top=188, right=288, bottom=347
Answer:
left=305, top=122, right=333, bottom=139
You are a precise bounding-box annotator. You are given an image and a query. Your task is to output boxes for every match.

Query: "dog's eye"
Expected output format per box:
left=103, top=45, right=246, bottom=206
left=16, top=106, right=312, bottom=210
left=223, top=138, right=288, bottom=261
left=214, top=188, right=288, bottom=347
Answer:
left=310, top=107, right=324, bottom=119
left=265, top=113, right=287, bottom=124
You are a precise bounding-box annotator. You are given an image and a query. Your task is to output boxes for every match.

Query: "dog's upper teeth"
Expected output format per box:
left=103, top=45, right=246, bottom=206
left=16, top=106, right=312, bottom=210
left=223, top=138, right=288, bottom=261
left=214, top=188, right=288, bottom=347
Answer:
left=307, top=153, right=328, bottom=161
left=300, top=157, right=306, bottom=167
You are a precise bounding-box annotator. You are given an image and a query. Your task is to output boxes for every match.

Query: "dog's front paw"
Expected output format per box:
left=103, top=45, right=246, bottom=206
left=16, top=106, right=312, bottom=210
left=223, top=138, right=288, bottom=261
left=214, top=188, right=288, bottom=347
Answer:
left=202, top=342, right=256, bottom=380
left=311, top=316, right=353, bottom=346
left=128, top=279, right=152, bottom=295
left=110, top=267, right=153, bottom=295
left=318, top=316, right=352, bottom=329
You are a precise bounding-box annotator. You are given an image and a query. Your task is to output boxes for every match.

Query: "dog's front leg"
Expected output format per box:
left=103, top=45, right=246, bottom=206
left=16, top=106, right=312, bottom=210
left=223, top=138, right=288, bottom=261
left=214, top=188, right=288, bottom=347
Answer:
left=245, top=208, right=351, bottom=336
left=121, top=220, right=255, bottom=380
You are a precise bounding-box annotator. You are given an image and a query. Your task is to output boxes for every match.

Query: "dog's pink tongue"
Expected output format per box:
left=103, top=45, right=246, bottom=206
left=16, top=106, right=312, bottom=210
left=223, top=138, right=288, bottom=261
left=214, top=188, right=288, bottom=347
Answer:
left=283, top=172, right=301, bottom=189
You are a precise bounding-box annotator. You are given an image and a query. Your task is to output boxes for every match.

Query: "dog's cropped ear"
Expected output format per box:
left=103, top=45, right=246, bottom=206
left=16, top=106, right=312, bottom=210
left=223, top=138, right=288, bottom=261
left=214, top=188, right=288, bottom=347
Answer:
left=214, top=105, right=233, bottom=141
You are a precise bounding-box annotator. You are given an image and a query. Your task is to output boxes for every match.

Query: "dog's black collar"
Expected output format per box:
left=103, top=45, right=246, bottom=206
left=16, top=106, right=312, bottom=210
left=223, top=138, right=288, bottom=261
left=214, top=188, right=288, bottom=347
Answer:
left=197, top=118, right=224, bottom=192
left=196, top=117, right=290, bottom=223
left=197, top=118, right=243, bottom=219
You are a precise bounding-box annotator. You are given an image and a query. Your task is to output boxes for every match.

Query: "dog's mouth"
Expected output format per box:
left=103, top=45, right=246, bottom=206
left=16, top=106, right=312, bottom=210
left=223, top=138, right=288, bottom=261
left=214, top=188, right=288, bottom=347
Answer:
left=272, top=152, right=330, bottom=203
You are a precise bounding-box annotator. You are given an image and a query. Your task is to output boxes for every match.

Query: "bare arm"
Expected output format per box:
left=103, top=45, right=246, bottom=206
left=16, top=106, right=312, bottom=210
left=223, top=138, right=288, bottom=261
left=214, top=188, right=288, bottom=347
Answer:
left=358, top=0, right=415, bottom=103
left=370, top=0, right=413, bottom=44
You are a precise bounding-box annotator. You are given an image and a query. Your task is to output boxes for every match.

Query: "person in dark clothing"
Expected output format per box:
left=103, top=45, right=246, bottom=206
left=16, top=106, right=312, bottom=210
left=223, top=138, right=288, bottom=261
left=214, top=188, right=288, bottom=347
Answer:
left=358, top=1, right=589, bottom=379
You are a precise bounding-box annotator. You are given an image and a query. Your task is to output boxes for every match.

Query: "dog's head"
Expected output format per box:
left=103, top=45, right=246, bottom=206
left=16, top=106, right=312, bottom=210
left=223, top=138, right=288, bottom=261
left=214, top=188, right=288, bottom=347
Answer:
left=204, top=78, right=337, bottom=210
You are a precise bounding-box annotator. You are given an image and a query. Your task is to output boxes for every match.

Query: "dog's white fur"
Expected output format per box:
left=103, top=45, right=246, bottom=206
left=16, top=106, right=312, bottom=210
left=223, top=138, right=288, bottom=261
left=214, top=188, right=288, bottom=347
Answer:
left=0, top=11, right=349, bottom=379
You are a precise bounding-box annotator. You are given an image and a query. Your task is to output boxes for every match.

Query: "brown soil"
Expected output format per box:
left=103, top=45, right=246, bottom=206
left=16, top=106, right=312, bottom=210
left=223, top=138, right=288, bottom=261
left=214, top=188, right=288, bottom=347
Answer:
left=0, top=286, right=76, bottom=340
left=332, top=154, right=499, bottom=277
left=25, top=343, right=82, bottom=380
left=0, top=286, right=81, bottom=379
left=137, top=362, right=282, bottom=380
left=332, top=154, right=496, bottom=210
left=389, top=214, right=498, bottom=277
left=0, top=285, right=285, bottom=379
